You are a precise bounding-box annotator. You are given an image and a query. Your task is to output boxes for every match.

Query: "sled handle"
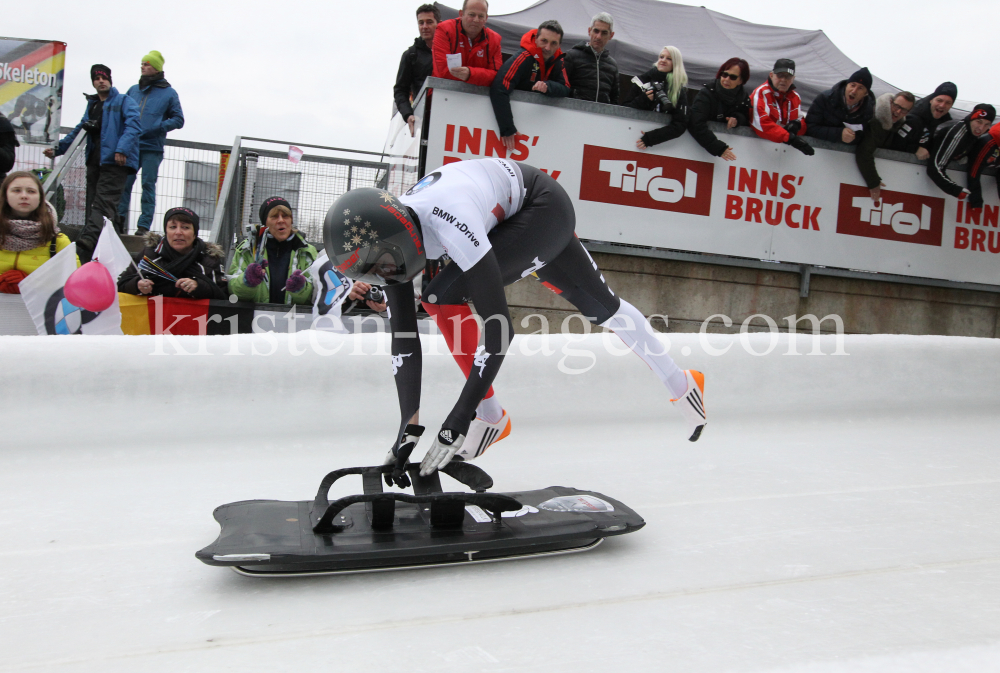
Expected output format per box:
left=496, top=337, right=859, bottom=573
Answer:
left=312, top=492, right=522, bottom=534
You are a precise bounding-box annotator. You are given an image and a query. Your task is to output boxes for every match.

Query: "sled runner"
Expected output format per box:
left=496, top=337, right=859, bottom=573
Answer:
left=196, top=462, right=644, bottom=577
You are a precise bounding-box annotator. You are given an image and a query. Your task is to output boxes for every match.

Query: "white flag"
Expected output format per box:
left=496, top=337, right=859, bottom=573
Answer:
left=19, top=241, right=80, bottom=335
left=83, top=218, right=134, bottom=335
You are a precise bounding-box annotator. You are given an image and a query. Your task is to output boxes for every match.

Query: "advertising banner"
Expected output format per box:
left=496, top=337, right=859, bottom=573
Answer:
left=0, top=37, right=65, bottom=145
left=424, top=86, right=1000, bottom=286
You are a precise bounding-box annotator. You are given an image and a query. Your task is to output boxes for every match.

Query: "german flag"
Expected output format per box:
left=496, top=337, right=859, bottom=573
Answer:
left=119, top=295, right=255, bottom=335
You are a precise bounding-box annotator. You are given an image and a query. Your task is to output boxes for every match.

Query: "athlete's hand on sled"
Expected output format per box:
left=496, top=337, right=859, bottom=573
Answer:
left=420, top=427, right=465, bottom=476
left=384, top=424, right=425, bottom=487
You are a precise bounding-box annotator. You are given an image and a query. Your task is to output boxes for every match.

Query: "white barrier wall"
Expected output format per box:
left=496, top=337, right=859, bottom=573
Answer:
left=421, top=83, right=1000, bottom=286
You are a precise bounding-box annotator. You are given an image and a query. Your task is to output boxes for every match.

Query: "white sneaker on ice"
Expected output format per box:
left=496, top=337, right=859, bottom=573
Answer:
left=456, top=409, right=512, bottom=461
left=671, top=370, right=706, bottom=442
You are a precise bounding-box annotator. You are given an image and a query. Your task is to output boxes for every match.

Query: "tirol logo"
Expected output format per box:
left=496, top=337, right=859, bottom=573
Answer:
left=836, top=184, right=944, bottom=246
left=579, top=145, right=713, bottom=216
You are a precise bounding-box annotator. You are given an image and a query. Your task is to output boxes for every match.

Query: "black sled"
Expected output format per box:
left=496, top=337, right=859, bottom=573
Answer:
left=196, top=461, right=645, bottom=577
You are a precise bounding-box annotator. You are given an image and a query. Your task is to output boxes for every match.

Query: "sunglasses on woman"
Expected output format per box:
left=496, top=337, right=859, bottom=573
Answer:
left=720, top=72, right=741, bottom=81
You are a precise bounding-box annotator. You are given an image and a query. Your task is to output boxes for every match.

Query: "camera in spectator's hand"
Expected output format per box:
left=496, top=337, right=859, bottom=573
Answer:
left=364, top=285, right=385, bottom=304
left=650, top=82, right=675, bottom=113
left=82, top=119, right=100, bottom=135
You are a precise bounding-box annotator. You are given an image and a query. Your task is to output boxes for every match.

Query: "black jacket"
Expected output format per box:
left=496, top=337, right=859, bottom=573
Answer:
left=805, top=80, right=875, bottom=145
left=968, top=125, right=1000, bottom=208
left=490, top=32, right=570, bottom=137
left=562, top=42, right=619, bottom=104
left=629, top=67, right=689, bottom=147
left=687, top=80, right=750, bottom=157
left=855, top=93, right=905, bottom=189
left=926, top=119, right=980, bottom=198
left=118, top=232, right=228, bottom=299
left=393, top=38, right=433, bottom=119
left=0, top=113, right=17, bottom=180
left=888, top=98, right=952, bottom=154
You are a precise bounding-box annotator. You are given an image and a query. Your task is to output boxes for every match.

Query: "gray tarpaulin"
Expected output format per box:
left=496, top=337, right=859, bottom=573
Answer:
left=435, top=0, right=902, bottom=110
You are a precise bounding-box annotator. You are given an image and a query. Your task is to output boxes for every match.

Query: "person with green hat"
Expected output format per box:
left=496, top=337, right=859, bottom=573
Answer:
left=117, top=50, right=184, bottom=233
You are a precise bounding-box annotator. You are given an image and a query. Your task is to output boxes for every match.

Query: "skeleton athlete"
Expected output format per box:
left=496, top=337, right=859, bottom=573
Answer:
left=324, top=158, right=706, bottom=480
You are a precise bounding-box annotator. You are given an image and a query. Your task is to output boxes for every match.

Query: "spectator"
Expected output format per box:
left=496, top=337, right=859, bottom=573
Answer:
left=889, top=81, right=957, bottom=160
left=687, top=57, right=751, bottom=161
left=227, top=197, right=318, bottom=305
left=0, top=110, right=17, bottom=183
left=750, top=58, right=814, bottom=156
left=630, top=46, right=689, bottom=149
left=431, top=0, right=502, bottom=87
left=44, top=64, right=140, bottom=263
left=394, top=4, right=439, bottom=138
left=117, top=51, right=185, bottom=234
left=562, top=12, right=618, bottom=104
left=117, top=207, right=227, bottom=299
left=926, top=104, right=996, bottom=202
left=968, top=121, right=1000, bottom=211
left=805, top=67, right=876, bottom=145
left=490, top=21, right=570, bottom=150
left=855, top=91, right=915, bottom=203
left=0, top=171, right=74, bottom=293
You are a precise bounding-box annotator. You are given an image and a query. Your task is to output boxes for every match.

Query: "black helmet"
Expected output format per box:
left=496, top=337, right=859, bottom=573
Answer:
left=323, top=188, right=426, bottom=284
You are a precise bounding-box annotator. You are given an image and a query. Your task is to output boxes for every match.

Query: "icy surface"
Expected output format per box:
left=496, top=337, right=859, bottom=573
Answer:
left=1, top=331, right=999, bottom=672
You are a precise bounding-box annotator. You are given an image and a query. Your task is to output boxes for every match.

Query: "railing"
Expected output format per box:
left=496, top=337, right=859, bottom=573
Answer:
left=14, top=131, right=389, bottom=259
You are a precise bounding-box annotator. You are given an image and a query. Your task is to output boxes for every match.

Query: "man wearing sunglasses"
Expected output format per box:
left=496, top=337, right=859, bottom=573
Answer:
left=855, top=91, right=915, bottom=203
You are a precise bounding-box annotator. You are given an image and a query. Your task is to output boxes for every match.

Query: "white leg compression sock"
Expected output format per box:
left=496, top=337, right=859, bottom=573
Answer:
left=476, top=395, right=504, bottom=424
left=601, top=300, right=689, bottom=398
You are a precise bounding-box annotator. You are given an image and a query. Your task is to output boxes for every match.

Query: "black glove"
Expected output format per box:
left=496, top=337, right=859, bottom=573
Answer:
left=968, top=193, right=984, bottom=210
left=651, top=82, right=675, bottom=113
left=383, top=424, right=425, bottom=488
left=785, top=135, right=815, bottom=156
left=784, top=119, right=802, bottom=137
left=81, top=119, right=100, bottom=135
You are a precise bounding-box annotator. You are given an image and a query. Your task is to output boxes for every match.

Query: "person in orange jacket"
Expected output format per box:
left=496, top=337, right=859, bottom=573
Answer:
left=431, top=0, right=502, bottom=87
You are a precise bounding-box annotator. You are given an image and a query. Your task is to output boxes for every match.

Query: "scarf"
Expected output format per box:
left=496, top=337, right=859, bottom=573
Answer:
left=714, top=80, right=745, bottom=108
left=1, top=219, right=56, bottom=252
left=138, top=71, right=170, bottom=89
left=154, top=237, right=205, bottom=279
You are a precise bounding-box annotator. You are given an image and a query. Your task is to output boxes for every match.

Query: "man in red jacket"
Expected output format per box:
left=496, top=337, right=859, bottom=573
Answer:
left=432, top=0, right=502, bottom=87
left=750, top=58, right=814, bottom=156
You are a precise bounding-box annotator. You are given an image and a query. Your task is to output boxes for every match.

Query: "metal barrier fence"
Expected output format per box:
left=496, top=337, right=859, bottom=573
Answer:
left=13, top=132, right=389, bottom=257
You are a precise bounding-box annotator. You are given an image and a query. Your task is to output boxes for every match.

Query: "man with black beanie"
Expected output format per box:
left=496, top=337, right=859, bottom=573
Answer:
left=926, top=103, right=996, bottom=202
left=805, top=66, right=876, bottom=145
left=889, top=81, right=957, bottom=159
left=44, top=64, right=140, bottom=262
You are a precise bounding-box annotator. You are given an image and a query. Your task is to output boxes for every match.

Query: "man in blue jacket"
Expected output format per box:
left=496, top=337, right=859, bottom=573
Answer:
left=45, top=64, right=140, bottom=262
left=117, top=50, right=184, bottom=233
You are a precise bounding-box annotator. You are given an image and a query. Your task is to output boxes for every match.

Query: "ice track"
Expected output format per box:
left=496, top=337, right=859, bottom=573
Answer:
left=2, top=331, right=999, bottom=672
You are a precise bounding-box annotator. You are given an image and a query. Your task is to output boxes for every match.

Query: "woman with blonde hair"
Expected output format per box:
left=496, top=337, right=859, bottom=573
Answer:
left=630, top=46, right=690, bottom=149
left=0, top=170, right=74, bottom=293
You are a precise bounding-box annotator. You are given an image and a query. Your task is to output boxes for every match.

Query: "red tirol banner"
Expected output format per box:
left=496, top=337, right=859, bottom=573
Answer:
left=416, top=82, right=1000, bottom=286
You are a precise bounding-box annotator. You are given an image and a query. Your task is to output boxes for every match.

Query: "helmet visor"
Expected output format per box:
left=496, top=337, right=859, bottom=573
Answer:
left=349, top=242, right=411, bottom=285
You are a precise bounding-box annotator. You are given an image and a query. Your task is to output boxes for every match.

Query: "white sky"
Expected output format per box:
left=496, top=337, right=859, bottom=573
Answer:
left=36, top=0, right=994, bottom=155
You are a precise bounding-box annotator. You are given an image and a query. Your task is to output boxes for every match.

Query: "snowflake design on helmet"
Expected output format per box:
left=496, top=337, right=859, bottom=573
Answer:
left=343, top=219, right=349, bottom=226
left=379, top=192, right=394, bottom=203
left=369, top=229, right=378, bottom=240
left=351, top=234, right=363, bottom=245
left=343, top=242, right=353, bottom=251
left=350, top=225, right=358, bottom=233
left=354, top=215, right=362, bottom=222
left=343, top=209, right=350, bottom=216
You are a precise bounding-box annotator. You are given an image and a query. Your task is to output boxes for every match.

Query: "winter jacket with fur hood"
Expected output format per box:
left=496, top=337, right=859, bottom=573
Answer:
left=117, top=231, right=228, bottom=299
left=855, top=93, right=906, bottom=189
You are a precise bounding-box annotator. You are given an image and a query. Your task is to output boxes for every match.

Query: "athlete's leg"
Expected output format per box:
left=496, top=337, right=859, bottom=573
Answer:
left=421, top=264, right=497, bottom=404
left=536, top=236, right=706, bottom=440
